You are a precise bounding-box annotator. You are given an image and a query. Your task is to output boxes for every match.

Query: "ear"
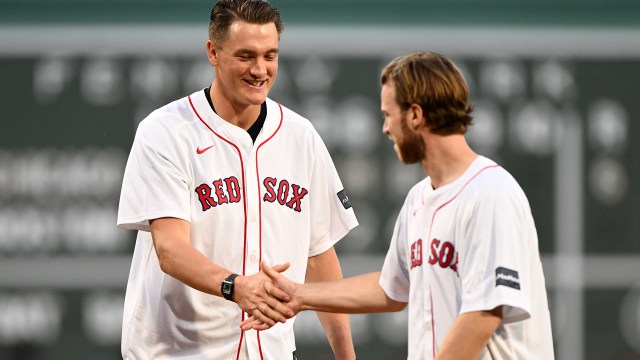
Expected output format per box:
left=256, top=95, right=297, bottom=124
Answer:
left=206, top=40, right=219, bottom=66
left=407, top=103, right=424, bottom=130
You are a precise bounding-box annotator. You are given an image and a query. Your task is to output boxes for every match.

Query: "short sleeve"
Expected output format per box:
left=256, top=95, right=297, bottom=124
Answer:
left=379, top=204, right=411, bottom=302
left=458, top=181, right=533, bottom=323
left=117, top=116, right=191, bottom=232
left=307, top=132, right=358, bottom=256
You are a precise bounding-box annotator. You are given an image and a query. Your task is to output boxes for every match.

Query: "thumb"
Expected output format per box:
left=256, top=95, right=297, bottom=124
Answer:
left=261, top=261, right=289, bottom=280
left=271, top=262, right=290, bottom=273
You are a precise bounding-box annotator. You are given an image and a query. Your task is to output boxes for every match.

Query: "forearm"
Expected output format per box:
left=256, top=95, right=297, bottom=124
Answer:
left=306, top=248, right=354, bottom=359
left=151, top=218, right=231, bottom=297
left=299, top=272, right=405, bottom=314
left=435, top=307, right=503, bottom=360
left=152, top=218, right=294, bottom=327
left=156, top=237, right=230, bottom=296
left=315, top=312, right=354, bottom=359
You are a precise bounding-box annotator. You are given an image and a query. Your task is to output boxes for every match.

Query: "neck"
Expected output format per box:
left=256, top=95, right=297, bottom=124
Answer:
left=419, top=133, right=477, bottom=189
left=209, top=83, right=262, bottom=131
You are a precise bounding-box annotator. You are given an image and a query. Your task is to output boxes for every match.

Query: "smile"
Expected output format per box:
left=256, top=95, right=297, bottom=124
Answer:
left=244, top=79, right=266, bottom=87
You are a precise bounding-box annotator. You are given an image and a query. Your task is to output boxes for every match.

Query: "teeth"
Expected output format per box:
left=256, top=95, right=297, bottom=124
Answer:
left=246, top=80, right=263, bottom=86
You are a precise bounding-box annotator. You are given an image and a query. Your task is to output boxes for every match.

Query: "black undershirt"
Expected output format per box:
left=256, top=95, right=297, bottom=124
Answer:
left=204, top=87, right=267, bottom=143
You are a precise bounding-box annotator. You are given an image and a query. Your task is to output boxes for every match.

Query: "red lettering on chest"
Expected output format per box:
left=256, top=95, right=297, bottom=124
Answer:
left=428, top=238, right=459, bottom=273
left=195, top=176, right=241, bottom=211
left=410, top=239, right=423, bottom=269
left=263, top=177, right=308, bottom=212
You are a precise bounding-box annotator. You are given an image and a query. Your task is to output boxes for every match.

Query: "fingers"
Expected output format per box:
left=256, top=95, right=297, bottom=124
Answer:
left=240, top=316, right=272, bottom=331
left=233, top=263, right=298, bottom=330
left=250, top=301, right=289, bottom=326
left=261, top=262, right=291, bottom=298
left=234, top=270, right=297, bottom=326
left=239, top=317, right=255, bottom=330
left=249, top=307, right=276, bottom=327
left=240, top=303, right=290, bottom=332
left=269, top=296, right=295, bottom=318
left=270, top=262, right=290, bottom=273
left=264, top=279, right=291, bottom=302
left=249, top=322, right=272, bottom=331
left=261, top=261, right=286, bottom=281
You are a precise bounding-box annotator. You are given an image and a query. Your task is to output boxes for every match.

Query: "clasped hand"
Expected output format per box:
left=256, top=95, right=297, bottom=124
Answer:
left=237, top=261, right=301, bottom=331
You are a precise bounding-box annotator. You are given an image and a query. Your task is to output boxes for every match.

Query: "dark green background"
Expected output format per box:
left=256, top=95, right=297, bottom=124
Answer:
left=1, top=1, right=639, bottom=359
left=1, top=0, right=640, bottom=26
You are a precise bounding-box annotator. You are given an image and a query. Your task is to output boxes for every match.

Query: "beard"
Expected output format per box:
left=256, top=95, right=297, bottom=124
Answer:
left=394, top=116, right=425, bottom=164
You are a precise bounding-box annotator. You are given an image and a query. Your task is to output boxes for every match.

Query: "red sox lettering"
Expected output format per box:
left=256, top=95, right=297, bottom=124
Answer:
left=195, top=176, right=241, bottom=211
left=262, top=177, right=309, bottom=212
left=410, top=239, right=423, bottom=269
left=411, top=238, right=459, bottom=273
left=195, top=176, right=309, bottom=213
left=428, top=238, right=459, bottom=273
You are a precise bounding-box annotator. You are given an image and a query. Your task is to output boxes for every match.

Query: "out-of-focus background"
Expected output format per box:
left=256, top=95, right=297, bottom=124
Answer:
left=1, top=1, right=639, bottom=359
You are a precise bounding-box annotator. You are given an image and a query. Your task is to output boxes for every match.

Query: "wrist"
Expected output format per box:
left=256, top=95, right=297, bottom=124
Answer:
left=332, top=344, right=356, bottom=360
left=297, top=284, right=312, bottom=311
left=334, top=350, right=356, bottom=360
left=221, top=273, right=239, bottom=301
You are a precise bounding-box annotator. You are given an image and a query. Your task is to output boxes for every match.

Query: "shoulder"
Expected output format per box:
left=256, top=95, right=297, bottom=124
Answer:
left=136, top=95, right=195, bottom=137
left=267, top=99, right=330, bottom=155
left=400, top=177, right=431, bottom=211
left=407, top=177, right=431, bottom=198
left=461, top=157, right=529, bottom=208
left=470, top=158, right=522, bottom=193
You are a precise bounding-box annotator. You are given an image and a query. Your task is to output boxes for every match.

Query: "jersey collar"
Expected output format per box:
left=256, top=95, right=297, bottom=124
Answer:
left=189, top=89, right=283, bottom=146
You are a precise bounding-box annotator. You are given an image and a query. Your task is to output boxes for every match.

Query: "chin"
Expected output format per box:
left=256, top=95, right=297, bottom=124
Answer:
left=393, top=145, right=406, bottom=163
left=246, top=92, right=269, bottom=105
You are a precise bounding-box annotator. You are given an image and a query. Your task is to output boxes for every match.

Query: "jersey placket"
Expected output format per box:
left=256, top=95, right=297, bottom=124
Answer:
left=422, top=204, right=438, bottom=359
left=243, top=146, right=262, bottom=277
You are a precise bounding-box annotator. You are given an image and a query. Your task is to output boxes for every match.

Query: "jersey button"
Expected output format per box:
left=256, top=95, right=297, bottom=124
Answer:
left=249, top=254, right=257, bottom=262
left=250, top=215, right=257, bottom=223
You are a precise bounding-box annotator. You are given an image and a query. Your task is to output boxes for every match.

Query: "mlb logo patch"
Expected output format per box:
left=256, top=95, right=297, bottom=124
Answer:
left=337, top=189, right=352, bottom=209
left=495, top=266, right=520, bottom=290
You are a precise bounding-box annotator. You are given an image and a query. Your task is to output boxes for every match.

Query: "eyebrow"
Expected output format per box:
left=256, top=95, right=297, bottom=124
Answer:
left=233, top=48, right=279, bottom=56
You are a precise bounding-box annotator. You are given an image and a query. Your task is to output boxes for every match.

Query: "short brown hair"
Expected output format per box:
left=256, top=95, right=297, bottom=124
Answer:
left=209, top=0, right=284, bottom=46
left=381, top=51, right=473, bottom=135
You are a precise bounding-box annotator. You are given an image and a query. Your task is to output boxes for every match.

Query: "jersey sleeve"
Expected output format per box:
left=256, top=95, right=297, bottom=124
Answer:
left=307, top=132, right=358, bottom=256
left=117, top=115, right=191, bottom=232
left=458, top=178, right=535, bottom=324
left=379, top=202, right=411, bottom=302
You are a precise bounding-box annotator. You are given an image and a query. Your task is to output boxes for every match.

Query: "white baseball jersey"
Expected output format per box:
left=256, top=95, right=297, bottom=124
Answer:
left=379, top=156, right=554, bottom=359
left=117, top=89, right=358, bottom=360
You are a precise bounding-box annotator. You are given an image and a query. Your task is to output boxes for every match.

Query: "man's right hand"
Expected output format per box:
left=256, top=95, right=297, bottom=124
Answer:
left=239, top=261, right=303, bottom=331
left=232, top=263, right=296, bottom=328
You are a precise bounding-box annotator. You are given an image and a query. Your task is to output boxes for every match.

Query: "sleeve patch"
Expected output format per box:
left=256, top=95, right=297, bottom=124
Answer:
left=337, top=189, right=352, bottom=209
left=495, top=266, right=520, bottom=290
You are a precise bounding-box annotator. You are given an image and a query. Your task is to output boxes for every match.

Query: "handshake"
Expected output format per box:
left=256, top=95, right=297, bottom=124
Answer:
left=231, top=259, right=397, bottom=331
left=232, top=261, right=304, bottom=331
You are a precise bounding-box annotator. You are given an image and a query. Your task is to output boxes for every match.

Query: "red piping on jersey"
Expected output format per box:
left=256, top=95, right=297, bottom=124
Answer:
left=236, top=332, right=244, bottom=360
left=253, top=103, right=283, bottom=360
left=425, top=164, right=499, bottom=354
left=426, top=164, right=499, bottom=243
left=188, top=95, right=249, bottom=360
left=430, top=287, right=436, bottom=357
left=255, top=103, right=283, bottom=268
left=257, top=330, right=265, bottom=359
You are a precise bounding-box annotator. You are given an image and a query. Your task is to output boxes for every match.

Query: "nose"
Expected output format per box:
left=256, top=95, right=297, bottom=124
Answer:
left=382, top=119, right=390, bottom=135
left=250, top=57, right=267, bottom=78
